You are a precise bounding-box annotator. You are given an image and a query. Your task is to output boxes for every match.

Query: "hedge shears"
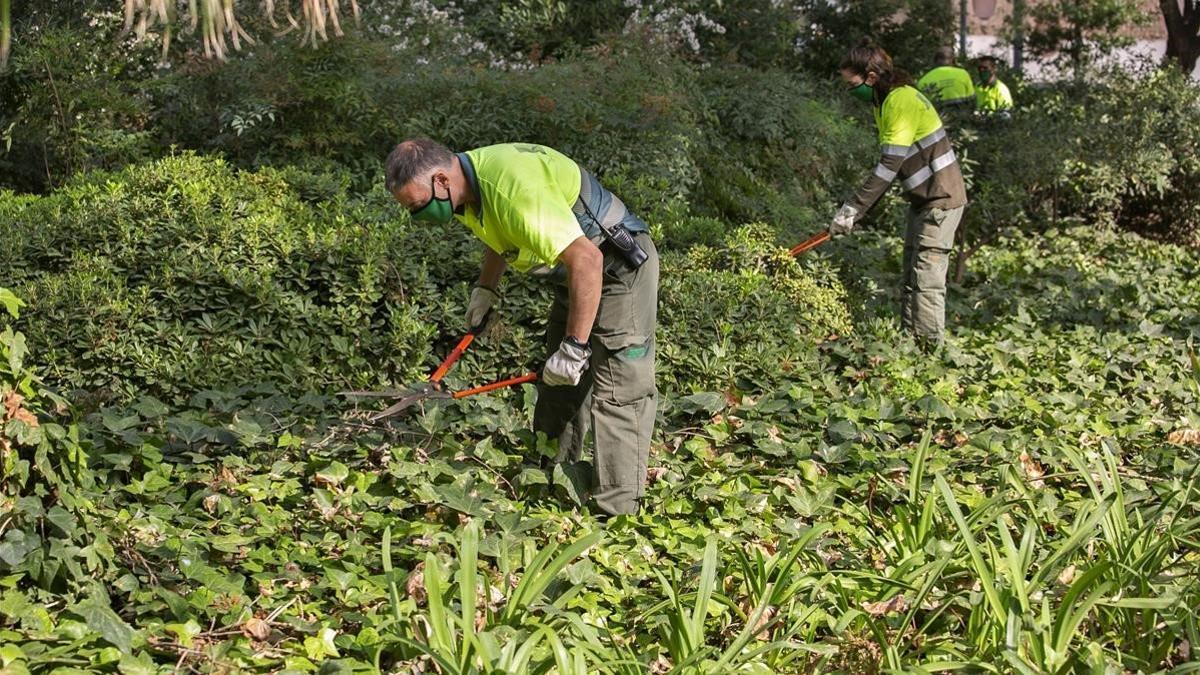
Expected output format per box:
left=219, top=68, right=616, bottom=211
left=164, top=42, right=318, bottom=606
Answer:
left=789, top=230, right=830, bottom=257
left=340, top=316, right=538, bottom=421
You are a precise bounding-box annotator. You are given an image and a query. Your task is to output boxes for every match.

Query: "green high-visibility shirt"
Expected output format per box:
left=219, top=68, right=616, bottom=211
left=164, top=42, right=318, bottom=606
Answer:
left=976, top=80, right=1014, bottom=112
left=917, top=66, right=976, bottom=107
left=872, top=85, right=943, bottom=148
left=456, top=143, right=584, bottom=275
left=848, top=85, right=967, bottom=215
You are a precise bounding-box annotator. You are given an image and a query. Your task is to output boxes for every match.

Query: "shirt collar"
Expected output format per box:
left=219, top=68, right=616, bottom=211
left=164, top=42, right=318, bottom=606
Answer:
left=457, top=152, right=482, bottom=216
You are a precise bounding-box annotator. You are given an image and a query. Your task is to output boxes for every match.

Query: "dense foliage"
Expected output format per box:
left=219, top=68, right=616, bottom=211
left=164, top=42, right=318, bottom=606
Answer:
left=4, top=1, right=1200, bottom=671
left=4, top=208, right=1200, bottom=669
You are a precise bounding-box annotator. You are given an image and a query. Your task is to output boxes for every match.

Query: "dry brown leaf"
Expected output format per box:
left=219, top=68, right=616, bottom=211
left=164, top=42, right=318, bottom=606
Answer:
left=650, top=655, right=673, bottom=675
left=861, top=595, right=909, bottom=617
left=1168, top=429, right=1200, bottom=445
left=202, top=494, right=221, bottom=514
left=646, top=467, right=669, bottom=484
left=739, top=601, right=777, bottom=640
left=406, top=563, right=427, bottom=605
left=1019, top=451, right=1045, bottom=488
left=819, top=549, right=843, bottom=565
left=1057, top=564, right=1077, bottom=586
left=3, top=391, right=38, bottom=427
left=3, top=390, right=23, bottom=419
left=241, top=616, right=271, bottom=641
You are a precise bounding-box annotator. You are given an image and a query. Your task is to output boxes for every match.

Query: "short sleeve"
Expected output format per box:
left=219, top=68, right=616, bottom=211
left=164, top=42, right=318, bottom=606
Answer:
left=503, top=189, right=584, bottom=266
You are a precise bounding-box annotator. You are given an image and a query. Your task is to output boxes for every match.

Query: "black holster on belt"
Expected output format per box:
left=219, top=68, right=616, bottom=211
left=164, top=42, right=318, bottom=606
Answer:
left=601, top=224, right=648, bottom=270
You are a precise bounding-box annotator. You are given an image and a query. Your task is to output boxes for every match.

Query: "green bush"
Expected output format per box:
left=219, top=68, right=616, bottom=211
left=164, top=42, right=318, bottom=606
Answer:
left=659, top=224, right=852, bottom=392
left=0, top=18, right=163, bottom=193
left=1, top=155, right=851, bottom=405
left=1, top=154, right=442, bottom=403
left=1, top=288, right=99, bottom=590
left=963, top=68, right=1200, bottom=248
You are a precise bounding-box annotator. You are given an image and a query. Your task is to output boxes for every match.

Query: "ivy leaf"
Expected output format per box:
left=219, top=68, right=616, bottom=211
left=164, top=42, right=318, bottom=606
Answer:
left=0, top=289, right=24, bottom=318
left=0, top=529, right=40, bottom=567
left=118, top=651, right=157, bottom=675
left=915, top=395, right=955, bottom=420
left=70, top=596, right=138, bottom=654
left=553, top=461, right=591, bottom=506
left=678, top=391, right=726, bottom=415
left=315, top=461, right=350, bottom=486
left=4, top=329, right=27, bottom=373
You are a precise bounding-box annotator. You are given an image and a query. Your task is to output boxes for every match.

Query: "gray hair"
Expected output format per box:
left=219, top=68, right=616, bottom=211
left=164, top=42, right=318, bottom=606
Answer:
left=934, top=46, right=955, bottom=66
left=384, top=138, right=455, bottom=193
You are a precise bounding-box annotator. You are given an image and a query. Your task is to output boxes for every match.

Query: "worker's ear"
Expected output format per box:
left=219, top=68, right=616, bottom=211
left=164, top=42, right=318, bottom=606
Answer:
left=864, top=71, right=879, bottom=86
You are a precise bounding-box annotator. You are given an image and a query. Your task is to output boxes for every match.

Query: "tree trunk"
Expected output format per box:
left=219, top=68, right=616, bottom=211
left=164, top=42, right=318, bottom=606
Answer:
left=1161, top=0, right=1200, bottom=73
left=1, top=0, right=11, bottom=71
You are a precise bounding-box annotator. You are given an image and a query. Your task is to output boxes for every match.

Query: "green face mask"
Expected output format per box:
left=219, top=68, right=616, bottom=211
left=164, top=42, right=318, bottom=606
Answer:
left=848, top=82, right=875, bottom=104
left=977, top=69, right=995, bottom=86
left=409, top=176, right=454, bottom=224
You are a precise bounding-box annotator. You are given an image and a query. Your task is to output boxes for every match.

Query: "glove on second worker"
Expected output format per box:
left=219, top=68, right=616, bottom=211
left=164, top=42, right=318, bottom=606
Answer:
left=828, top=204, right=859, bottom=238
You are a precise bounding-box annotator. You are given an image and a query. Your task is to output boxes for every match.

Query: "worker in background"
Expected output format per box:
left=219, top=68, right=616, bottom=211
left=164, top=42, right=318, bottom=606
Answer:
left=917, top=46, right=976, bottom=111
left=829, top=38, right=968, bottom=346
left=975, top=55, right=1014, bottom=117
left=385, top=140, right=659, bottom=518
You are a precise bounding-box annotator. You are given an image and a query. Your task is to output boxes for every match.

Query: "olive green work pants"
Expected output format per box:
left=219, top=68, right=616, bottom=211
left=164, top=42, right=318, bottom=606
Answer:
left=533, top=234, right=659, bottom=516
left=901, top=205, right=964, bottom=343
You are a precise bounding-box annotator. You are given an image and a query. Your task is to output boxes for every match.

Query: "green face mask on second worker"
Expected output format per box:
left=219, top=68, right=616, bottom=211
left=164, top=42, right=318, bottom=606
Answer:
left=848, top=81, right=875, bottom=103
left=410, top=175, right=454, bottom=224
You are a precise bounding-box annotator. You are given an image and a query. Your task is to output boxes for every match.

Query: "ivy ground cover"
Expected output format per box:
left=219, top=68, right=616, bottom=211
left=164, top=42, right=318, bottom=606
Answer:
left=3, top=203, right=1200, bottom=670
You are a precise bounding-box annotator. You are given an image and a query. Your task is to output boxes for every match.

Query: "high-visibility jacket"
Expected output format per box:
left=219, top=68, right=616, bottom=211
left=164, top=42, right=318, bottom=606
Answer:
left=456, top=143, right=647, bottom=277
left=976, top=79, right=1014, bottom=113
left=917, top=66, right=976, bottom=108
left=848, top=85, right=968, bottom=217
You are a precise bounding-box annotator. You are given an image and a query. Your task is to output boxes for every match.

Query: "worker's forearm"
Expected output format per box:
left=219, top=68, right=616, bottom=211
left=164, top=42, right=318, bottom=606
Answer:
left=565, top=255, right=602, bottom=343
left=477, top=248, right=507, bottom=290
left=848, top=152, right=905, bottom=215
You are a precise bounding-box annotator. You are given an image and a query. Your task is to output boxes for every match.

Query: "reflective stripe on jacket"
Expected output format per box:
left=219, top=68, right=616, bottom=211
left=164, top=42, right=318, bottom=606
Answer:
left=849, top=86, right=968, bottom=216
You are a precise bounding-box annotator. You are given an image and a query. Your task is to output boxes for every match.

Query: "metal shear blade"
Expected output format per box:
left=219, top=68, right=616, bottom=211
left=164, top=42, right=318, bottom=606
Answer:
left=367, top=382, right=453, bottom=421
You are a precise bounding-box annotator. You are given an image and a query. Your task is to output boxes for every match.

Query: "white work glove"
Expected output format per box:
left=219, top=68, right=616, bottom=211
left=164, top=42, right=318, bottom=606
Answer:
left=465, top=286, right=499, bottom=332
left=828, top=204, right=859, bottom=238
left=542, top=337, right=592, bottom=387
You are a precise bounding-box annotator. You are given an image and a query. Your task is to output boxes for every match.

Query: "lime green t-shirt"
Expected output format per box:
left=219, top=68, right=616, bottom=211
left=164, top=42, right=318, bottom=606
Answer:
left=873, top=86, right=944, bottom=149
left=456, top=143, right=584, bottom=275
left=977, top=80, right=1014, bottom=112
left=917, top=66, right=976, bottom=105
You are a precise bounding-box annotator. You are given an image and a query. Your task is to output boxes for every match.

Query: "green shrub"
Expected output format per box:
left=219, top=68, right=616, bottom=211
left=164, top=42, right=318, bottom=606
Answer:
left=1, top=155, right=851, bottom=405
left=0, top=21, right=161, bottom=193
left=691, top=64, right=873, bottom=237
left=963, top=68, right=1200, bottom=248
left=1, top=154, right=442, bottom=403
left=659, top=224, right=852, bottom=392
left=1, top=288, right=99, bottom=590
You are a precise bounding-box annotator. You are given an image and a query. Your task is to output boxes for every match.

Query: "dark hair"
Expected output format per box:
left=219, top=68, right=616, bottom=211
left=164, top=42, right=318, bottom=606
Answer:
left=975, top=55, right=999, bottom=67
left=385, top=138, right=455, bottom=193
left=840, top=38, right=913, bottom=98
left=934, top=46, right=955, bottom=66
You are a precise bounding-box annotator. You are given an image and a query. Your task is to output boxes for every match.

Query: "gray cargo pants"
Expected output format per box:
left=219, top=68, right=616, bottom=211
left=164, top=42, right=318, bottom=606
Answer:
left=533, top=233, right=659, bottom=516
left=901, top=205, right=964, bottom=343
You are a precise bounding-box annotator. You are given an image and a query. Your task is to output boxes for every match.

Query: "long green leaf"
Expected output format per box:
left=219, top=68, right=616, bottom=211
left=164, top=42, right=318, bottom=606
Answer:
left=503, top=530, right=602, bottom=622
left=690, top=537, right=719, bottom=650
left=457, top=521, right=479, bottom=672
left=382, top=526, right=402, bottom=622
left=909, top=428, right=932, bottom=506
left=935, top=474, right=1007, bottom=626
left=422, top=552, right=456, bottom=660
